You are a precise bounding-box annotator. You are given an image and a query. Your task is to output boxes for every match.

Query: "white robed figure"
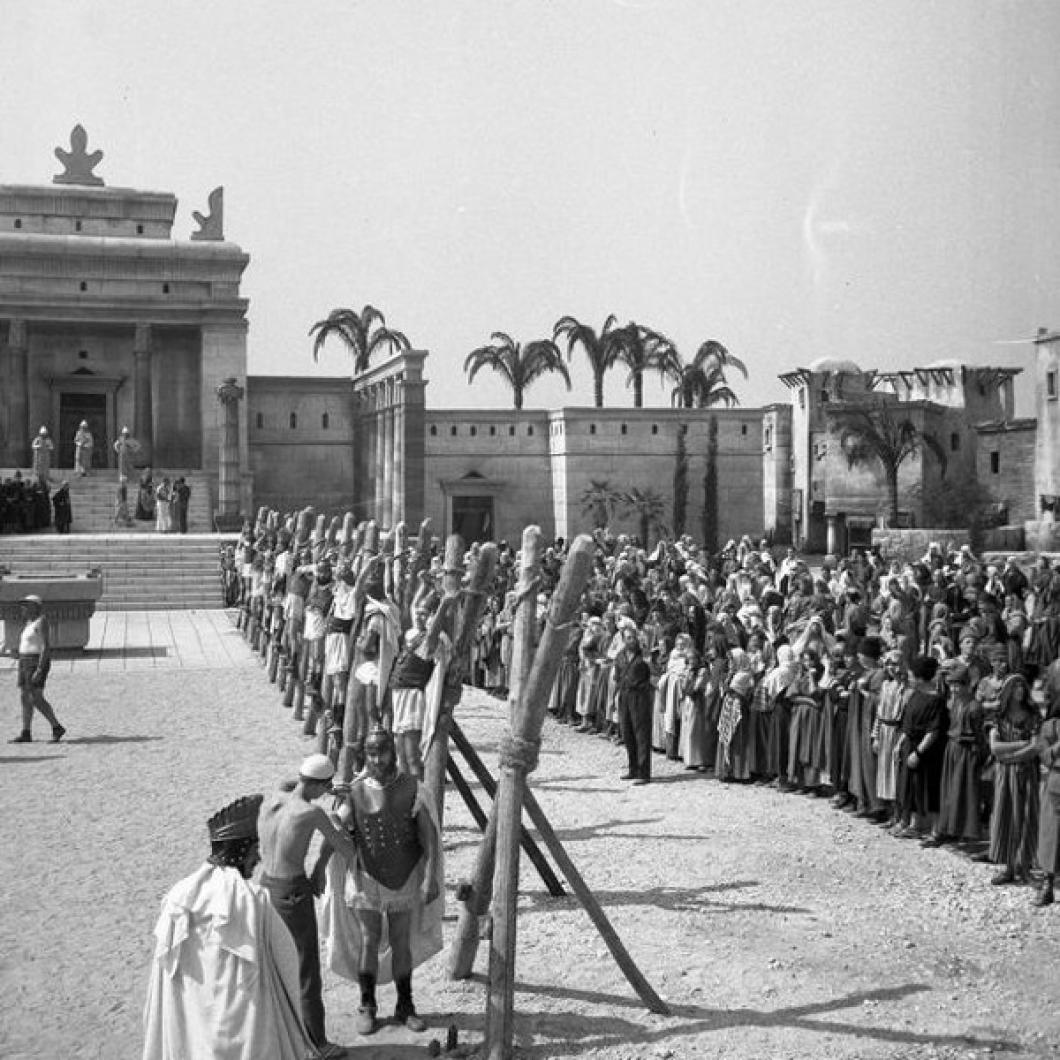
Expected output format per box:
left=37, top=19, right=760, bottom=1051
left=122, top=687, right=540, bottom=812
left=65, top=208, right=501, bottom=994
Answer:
left=142, top=794, right=311, bottom=1060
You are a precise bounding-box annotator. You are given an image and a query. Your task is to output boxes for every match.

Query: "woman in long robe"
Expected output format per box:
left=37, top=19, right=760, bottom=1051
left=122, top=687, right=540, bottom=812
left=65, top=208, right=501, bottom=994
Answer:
left=931, top=660, right=986, bottom=846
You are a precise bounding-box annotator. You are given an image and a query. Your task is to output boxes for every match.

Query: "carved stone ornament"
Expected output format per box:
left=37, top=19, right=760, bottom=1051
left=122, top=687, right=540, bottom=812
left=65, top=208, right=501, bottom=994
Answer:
left=53, top=125, right=104, bottom=186
left=216, top=377, right=245, bottom=405
left=191, top=186, right=224, bottom=240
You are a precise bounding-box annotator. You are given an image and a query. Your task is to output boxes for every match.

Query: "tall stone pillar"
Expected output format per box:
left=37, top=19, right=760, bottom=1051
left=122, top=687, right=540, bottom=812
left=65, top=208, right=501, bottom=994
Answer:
left=215, top=377, right=245, bottom=529
left=381, top=386, right=395, bottom=528
left=374, top=387, right=387, bottom=523
left=4, top=319, right=30, bottom=467
left=200, top=322, right=249, bottom=521
left=133, top=323, right=154, bottom=465
left=392, top=385, right=405, bottom=526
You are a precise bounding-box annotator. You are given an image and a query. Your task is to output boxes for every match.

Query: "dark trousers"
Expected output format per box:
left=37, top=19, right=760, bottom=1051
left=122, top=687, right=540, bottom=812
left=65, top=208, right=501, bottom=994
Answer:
left=260, top=873, right=326, bottom=1046
left=619, top=693, right=652, bottom=781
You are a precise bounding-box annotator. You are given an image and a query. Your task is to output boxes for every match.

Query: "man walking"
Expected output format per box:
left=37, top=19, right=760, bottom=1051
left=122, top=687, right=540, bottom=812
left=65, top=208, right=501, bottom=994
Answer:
left=9, top=595, right=65, bottom=744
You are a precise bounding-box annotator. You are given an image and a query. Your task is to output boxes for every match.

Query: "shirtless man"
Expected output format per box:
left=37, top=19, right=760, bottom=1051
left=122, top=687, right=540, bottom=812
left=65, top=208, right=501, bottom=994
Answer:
left=258, top=753, right=360, bottom=1059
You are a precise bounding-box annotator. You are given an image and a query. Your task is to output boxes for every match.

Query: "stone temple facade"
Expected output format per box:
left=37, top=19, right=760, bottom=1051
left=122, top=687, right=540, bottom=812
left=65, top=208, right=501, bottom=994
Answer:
left=3, top=129, right=1056, bottom=548
left=0, top=127, right=251, bottom=519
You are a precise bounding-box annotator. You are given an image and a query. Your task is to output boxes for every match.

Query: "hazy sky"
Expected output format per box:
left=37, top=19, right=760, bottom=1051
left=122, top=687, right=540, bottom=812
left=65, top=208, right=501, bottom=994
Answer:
left=3, top=0, right=1058, bottom=416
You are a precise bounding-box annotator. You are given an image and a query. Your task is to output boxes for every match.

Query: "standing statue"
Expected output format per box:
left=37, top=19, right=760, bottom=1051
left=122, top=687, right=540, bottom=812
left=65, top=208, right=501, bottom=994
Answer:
left=31, top=426, right=54, bottom=484
left=73, top=421, right=94, bottom=476
left=113, top=426, right=141, bottom=485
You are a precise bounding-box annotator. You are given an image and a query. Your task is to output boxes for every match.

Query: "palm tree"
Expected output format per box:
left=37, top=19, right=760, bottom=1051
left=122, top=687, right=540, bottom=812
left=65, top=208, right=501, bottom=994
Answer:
left=612, top=323, right=678, bottom=408
left=833, top=401, right=947, bottom=527
left=580, top=479, right=626, bottom=530
left=622, top=486, right=669, bottom=547
left=463, top=332, right=570, bottom=410
left=309, top=305, right=411, bottom=374
left=667, top=340, right=747, bottom=408
left=552, top=314, right=625, bottom=408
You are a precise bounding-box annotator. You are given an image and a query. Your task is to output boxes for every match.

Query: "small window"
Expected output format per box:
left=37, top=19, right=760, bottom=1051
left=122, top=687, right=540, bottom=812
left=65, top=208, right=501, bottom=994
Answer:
left=450, top=425, right=457, bottom=436
left=508, top=426, right=515, bottom=436
left=322, top=413, right=330, bottom=429
left=821, top=391, right=830, bottom=403
left=489, top=426, right=496, bottom=436
left=162, top=283, right=170, bottom=294
left=470, top=426, right=477, bottom=437
left=990, top=451, right=1000, bottom=474
left=289, top=412, right=297, bottom=429
left=798, top=389, right=806, bottom=409
left=75, top=220, right=83, bottom=232
left=1048, top=370, right=1058, bottom=400
left=950, top=432, right=960, bottom=451
left=136, top=224, right=144, bottom=235
left=589, top=423, right=596, bottom=435
left=651, top=424, right=658, bottom=435
left=527, top=425, right=534, bottom=436
left=255, top=412, right=264, bottom=429
left=621, top=424, right=627, bottom=435
left=79, top=281, right=87, bottom=291
left=13, top=218, right=21, bottom=229
left=764, top=426, right=772, bottom=447
left=741, top=424, right=748, bottom=436
left=78, top=350, right=88, bottom=360
left=430, top=425, right=438, bottom=436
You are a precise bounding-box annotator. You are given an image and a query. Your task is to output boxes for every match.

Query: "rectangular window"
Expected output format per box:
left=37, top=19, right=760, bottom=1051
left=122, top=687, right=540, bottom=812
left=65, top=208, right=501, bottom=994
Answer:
left=1048, top=370, right=1058, bottom=400
left=950, top=432, right=960, bottom=451
left=990, top=451, right=1000, bottom=474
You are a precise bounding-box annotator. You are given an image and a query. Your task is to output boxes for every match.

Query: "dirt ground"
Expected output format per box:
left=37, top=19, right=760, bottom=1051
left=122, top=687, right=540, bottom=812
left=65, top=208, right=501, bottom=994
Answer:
left=3, top=623, right=1059, bottom=1060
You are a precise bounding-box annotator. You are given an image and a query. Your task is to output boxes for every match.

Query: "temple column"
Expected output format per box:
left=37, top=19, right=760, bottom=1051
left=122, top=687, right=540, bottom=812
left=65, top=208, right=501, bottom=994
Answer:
left=215, top=377, right=244, bottom=528
left=4, top=319, right=30, bottom=466
left=133, top=323, right=154, bottom=465
left=392, top=377, right=405, bottom=526
left=380, top=384, right=395, bottom=527
left=374, top=386, right=387, bottom=522
left=825, top=513, right=839, bottom=562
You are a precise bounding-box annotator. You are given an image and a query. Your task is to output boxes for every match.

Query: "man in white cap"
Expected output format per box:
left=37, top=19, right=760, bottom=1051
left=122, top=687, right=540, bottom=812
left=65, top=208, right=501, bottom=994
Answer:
left=31, top=425, right=54, bottom=484
left=10, top=595, right=65, bottom=744
left=258, top=754, right=359, bottom=1059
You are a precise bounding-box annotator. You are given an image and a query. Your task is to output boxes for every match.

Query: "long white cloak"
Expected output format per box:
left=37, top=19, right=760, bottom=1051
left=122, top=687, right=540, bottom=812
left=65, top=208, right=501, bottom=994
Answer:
left=142, top=863, right=310, bottom=1060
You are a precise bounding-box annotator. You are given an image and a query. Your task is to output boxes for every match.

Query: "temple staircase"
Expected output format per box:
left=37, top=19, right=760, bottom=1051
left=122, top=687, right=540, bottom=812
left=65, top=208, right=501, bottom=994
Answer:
left=0, top=470, right=231, bottom=610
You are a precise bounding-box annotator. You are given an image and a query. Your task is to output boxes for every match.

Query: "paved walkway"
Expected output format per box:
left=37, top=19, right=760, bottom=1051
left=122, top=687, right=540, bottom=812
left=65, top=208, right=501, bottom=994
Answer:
left=0, top=608, right=245, bottom=674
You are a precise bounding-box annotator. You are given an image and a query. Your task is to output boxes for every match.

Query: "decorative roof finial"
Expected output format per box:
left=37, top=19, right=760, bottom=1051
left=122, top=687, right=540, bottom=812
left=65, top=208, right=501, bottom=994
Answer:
left=53, top=125, right=104, bottom=186
left=191, top=186, right=224, bottom=240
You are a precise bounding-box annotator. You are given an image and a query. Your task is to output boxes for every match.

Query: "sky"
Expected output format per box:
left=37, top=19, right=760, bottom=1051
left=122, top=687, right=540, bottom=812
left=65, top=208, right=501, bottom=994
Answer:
left=3, top=0, right=1058, bottom=417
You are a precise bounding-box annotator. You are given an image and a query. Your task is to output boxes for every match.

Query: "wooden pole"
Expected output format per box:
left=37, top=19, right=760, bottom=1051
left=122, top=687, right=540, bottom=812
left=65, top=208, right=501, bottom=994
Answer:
left=450, top=722, right=564, bottom=898
left=421, top=539, right=497, bottom=825
left=486, top=533, right=595, bottom=1060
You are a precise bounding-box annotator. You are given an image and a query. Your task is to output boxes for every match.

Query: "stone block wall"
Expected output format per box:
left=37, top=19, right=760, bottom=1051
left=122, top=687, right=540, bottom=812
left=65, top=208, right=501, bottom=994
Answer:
left=976, top=421, right=1037, bottom=524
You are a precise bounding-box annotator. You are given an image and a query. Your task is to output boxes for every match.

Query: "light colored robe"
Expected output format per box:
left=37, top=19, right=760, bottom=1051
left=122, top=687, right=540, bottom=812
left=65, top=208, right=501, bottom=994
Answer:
left=142, top=863, right=309, bottom=1060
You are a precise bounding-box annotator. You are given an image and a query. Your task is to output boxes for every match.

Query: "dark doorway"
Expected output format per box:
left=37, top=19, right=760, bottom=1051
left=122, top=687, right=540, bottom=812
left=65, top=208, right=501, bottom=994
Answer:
left=59, top=393, right=107, bottom=470
left=452, top=495, right=494, bottom=544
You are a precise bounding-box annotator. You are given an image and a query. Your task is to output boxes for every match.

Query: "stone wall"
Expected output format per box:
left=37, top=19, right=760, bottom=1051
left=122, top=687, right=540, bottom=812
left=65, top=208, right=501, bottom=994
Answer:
left=976, top=420, right=1037, bottom=525
left=1025, top=519, right=1060, bottom=553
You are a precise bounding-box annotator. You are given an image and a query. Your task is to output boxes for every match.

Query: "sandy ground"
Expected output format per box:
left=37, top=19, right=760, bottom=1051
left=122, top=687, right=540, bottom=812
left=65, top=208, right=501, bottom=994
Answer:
left=3, top=616, right=1060, bottom=1060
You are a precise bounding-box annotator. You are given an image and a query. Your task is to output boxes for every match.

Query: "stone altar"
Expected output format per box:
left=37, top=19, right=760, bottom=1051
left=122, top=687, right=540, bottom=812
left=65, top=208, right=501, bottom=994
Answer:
left=0, top=571, right=104, bottom=652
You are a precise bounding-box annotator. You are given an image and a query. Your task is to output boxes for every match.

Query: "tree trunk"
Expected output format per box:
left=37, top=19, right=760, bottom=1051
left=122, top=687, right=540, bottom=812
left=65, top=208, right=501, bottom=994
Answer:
left=633, top=372, right=643, bottom=408
left=513, top=388, right=523, bottom=411
left=594, top=372, right=604, bottom=408
left=887, top=467, right=900, bottom=527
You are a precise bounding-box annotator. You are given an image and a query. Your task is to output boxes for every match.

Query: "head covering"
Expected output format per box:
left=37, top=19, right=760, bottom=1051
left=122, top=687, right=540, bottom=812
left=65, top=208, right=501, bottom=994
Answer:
left=858, top=635, right=883, bottom=661
left=207, top=793, right=263, bottom=843
left=22, top=594, right=44, bottom=606
left=365, top=724, right=395, bottom=754
left=79, top=420, right=88, bottom=428
left=299, top=753, right=336, bottom=782
left=909, top=655, right=939, bottom=682
left=729, top=670, right=755, bottom=698
left=38, top=426, right=48, bottom=435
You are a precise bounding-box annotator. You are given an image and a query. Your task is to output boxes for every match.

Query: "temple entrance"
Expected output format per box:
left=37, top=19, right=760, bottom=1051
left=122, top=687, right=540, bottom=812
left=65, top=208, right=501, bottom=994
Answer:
left=452, top=495, right=494, bottom=544
left=59, top=392, right=108, bottom=470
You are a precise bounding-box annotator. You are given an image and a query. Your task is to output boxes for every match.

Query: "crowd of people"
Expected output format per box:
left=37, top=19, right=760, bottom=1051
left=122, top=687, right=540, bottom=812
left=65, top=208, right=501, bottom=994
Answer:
left=140, top=510, right=1060, bottom=1057
left=226, top=513, right=1060, bottom=916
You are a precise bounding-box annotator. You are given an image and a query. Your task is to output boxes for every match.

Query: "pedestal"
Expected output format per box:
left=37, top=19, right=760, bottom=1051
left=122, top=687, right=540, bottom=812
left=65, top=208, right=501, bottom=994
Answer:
left=0, top=572, right=104, bottom=652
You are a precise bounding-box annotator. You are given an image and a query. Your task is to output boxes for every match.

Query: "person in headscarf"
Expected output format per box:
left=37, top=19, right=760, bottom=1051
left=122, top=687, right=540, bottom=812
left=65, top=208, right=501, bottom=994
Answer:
left=143, top=794, right=314, bottom=1060
left=985, top=673, right=1041, bottom=886
left=892, top=655, right=946, bottom=841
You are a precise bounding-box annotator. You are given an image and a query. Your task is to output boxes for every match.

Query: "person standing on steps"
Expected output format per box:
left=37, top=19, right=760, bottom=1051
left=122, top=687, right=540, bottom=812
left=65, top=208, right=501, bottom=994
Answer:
left=257, top=753, right=358, bottom=1060
left=10, top=595, right=65, bottom=744
left=172, top=476, right=191, bottom=534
